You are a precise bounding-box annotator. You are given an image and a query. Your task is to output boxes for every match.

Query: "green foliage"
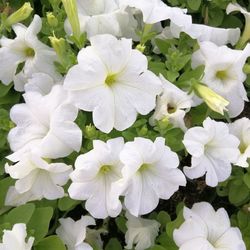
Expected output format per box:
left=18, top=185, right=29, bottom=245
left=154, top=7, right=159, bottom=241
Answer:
left=34, top=235, right=66, bottom=250
left=105, top=238, right=123, bottom=250
left=0, top=178, right=15, bottom=208
left=27, top=207, right=53, bottom=243
left=217, top=168, right=250, bottom=206
left=231, top=210, right=250, bottom=249
left=58, top=196, right=80, bottom=211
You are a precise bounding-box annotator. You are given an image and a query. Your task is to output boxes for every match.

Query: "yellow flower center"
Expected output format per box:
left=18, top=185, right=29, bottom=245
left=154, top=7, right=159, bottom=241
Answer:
left=138, top=164, right=151, bottom=172
left=167, top=104, right=176, bottom=114
left=105, top=74, right=117, bottom=86
left=216, top=70, right=228, bottom=80
left=25, top=47, right=35, bottom=57
left=239, top=143, right=247, bottom=154
left=99, top=165, right=112, bottom=174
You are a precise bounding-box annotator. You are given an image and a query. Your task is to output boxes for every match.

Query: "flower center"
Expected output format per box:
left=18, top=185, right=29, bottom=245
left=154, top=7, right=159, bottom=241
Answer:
left=138, top=164, right=151, bottom=172
left=239, top=142, right=247, bottom=154
left=167, top=104, right=176, bottom=114
left=216, top=70, right=228, bottom=81
left=99, top=165, right=112, bottom=174
left=105, top=74, right=117, bottom=86
left=24, top=47, right=35, bottom=58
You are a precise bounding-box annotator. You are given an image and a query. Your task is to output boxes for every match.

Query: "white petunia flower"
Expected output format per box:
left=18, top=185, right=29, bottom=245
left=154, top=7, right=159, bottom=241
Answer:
left=64, top=34, right=162, bottom=133
left=5, top=153, right=72, bottom=200
left=111, top=137, right=186, bottom=217
left=150, top=75, right=192, bottom=131
left=191, top=41, right=250, bottom=117
left=69, top=138, right=124, bottom=219
left=64, top=0, right=137, bottom=39
left=183, top=117, right=240, bottom=187
left=7, top=85, right=82, bottom=162
left=0, top=223, right=34, bottom=250
left=24, top=73, right=62, bottom=95
left=173, top=202, right=246, bottom=250
left=162, top=22, right=240, bottom=46
left=119, top=0, right=191, bottom=27
left=227, top=3, right=250, bottom=47
left=5, top=186, right=39, bottom=207
left=0, top=15, right=61, bottom=90
left=56, top=216, right=95, bottom=250
left=228, top=117, right=250, bottom=168
left=227, top=3, right=250, bottom=20
left=125, top=211, right=160, bottom=250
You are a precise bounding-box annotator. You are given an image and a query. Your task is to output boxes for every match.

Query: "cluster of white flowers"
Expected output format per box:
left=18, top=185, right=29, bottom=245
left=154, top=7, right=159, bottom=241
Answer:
left=173, top=202, right=246, bottom=250
left=69, top=137, right=186, bottom=218
left=1, top=0, right=250, bottom=249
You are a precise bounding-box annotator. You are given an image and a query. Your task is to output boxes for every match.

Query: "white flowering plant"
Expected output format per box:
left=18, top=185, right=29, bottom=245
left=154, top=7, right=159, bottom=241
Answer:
left=0, top=0, right=250, bottom=249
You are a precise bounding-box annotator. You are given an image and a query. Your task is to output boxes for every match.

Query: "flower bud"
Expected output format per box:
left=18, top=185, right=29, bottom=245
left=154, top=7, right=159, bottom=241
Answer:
left=5, top=3, right=33, bottom=27
left=49, top=35, right=66, bottom=61
left=194, top=83, right=229, bottom=115
left=84, top=125, right=98, bottom=139
left=47, top=12, right=58, bottom=27
left=61, top=0, right=81, bottom=40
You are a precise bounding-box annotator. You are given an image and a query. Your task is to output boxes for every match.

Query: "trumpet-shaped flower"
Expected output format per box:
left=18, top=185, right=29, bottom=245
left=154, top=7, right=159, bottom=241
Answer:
left=5, top=153, right=72, bottom=200
left=64, top=34, right=162, bottom=133
left=56, top=216, right=95, bottom=250
left=227, top=3, right=250, bottom=47
left=0, top=223, right=34, bottom=250
left=193, top=83, right=229, bottom=115
left=69, top=138, right=124, bottom=219
left=119, top=0, right=191, bottom=27
left=173, top=202, right=246, bottom=250
left=192, top=41, right=250, bottom=117
left=150, top=75, right=192, bottom=131
left=111, top=137, right=186, bottom=217
left=228, top=118, right=250, bottom=168
left=4, top=3, right=33, bottom=27
left=164, top=22, right=240, bottom=46
left=183, top=117, right=240, bottom=187
left=64, top=0, right=137, bottom=39
left=0, top=15, right=61, bottom=90
left=5, top=186, right=39, bottom=207
left=7, top=85, right=82, bottom=161
left=125, top=212, right=160, bottom=250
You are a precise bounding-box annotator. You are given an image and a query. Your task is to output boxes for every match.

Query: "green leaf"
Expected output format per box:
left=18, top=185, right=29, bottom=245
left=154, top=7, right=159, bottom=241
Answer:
left=156, top=233, right=178, bottom=250
left=27, top=207, right=53, bottom=243
left=0, top=177, right=15, bottom=209
left=187, top=0, right=201, bottom=10
left=165, top=128, right=184, bottom=152
left=155, top=39, right=174, bottom=55
left=178, top=65, right=205, bottom=83
left=0, top=109, right=10, bottom=131
left=4, top=203, right=35, bottom=226
left=243, top=172, right=250, bottom=189
left=105, top=238, right=122, bottom=250
left=237, top=211, right=248, bottom=229
left=148, top=245, right=166, bottom=250
left=157, top=211, right=171, bottom=227
left=228, top=181, right=250, bottom=206
left=115, top=216, right=127, bottom=234
left=166, top=208, right=184, bottom=239
left=187, top=103, right=208, bottom=126
left=0, top=83, right=13, bottom=98
left=0, top=91, right=20, bottom=105
left=208, top=8, right=224, bottom=27
left=34, top=236, right=66, bottom=250
left=58, top=196, right=80, bottom=211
